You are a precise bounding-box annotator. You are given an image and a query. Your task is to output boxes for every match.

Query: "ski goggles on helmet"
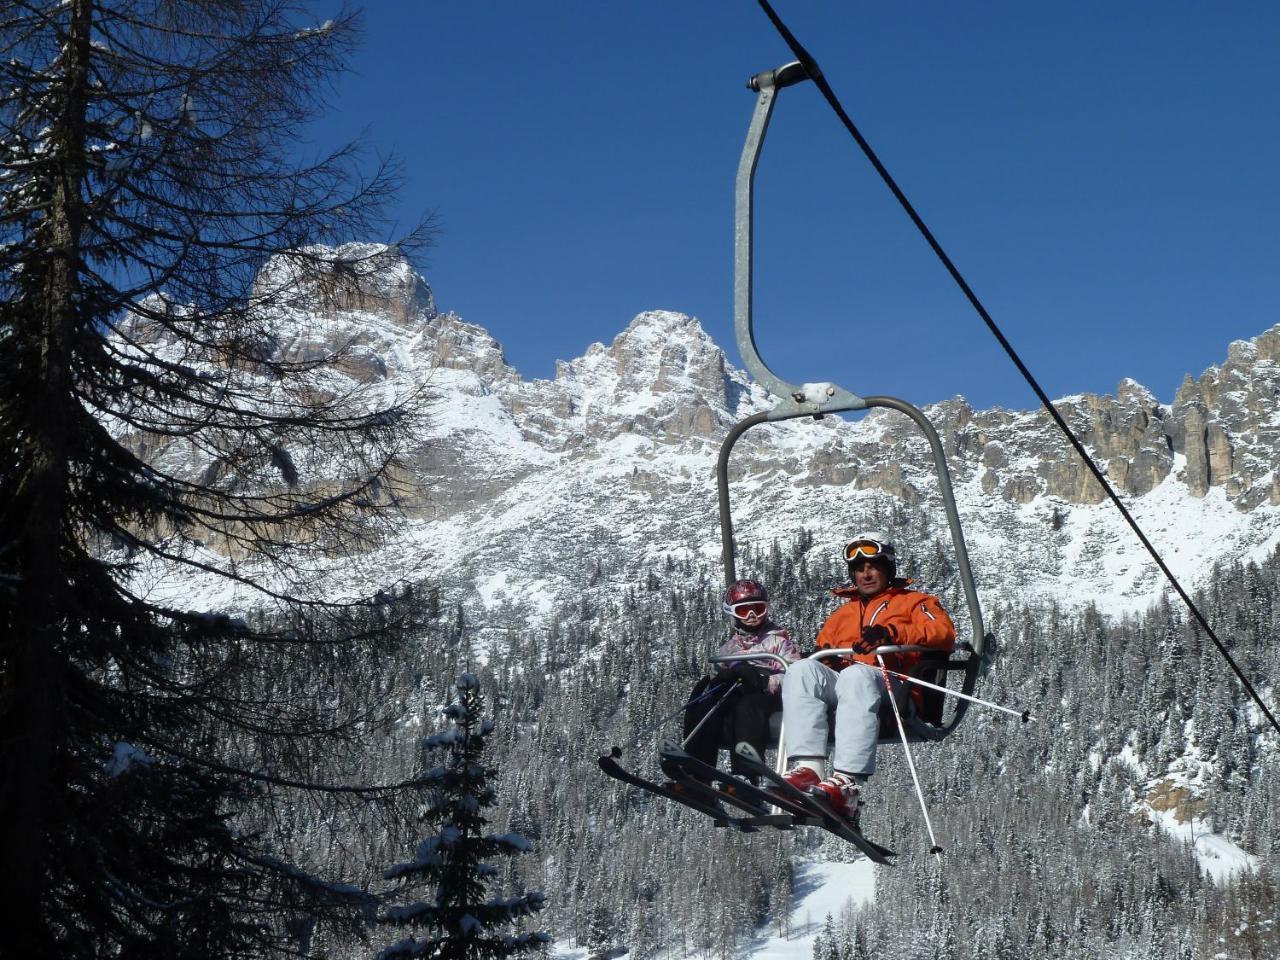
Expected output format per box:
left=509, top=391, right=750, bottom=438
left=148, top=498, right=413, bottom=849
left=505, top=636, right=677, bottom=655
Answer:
left=844, top=538, right=890, bottom=562
left=723, top=600, right=768, bottom=618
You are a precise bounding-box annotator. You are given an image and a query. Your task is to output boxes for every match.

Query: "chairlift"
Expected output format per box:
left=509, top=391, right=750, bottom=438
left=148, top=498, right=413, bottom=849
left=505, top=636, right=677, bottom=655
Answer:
left=599, top=63, right=1018, bottom=857
left=718, top=61, right=993, bottom=745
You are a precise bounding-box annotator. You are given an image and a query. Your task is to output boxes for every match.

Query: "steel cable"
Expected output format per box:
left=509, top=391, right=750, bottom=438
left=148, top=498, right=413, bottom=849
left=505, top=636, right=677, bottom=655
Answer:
left=754, top=0, right=1280, bottom=737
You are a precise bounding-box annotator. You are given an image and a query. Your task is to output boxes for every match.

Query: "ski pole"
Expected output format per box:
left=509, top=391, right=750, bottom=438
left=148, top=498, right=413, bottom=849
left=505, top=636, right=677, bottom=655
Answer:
left=681, top=679, right=742, bottom=750
left=877, top=654, right=943, bottom=860
left=853, top=661, right=1034, bottom=722
left=630, top=681, right=734, bottom=742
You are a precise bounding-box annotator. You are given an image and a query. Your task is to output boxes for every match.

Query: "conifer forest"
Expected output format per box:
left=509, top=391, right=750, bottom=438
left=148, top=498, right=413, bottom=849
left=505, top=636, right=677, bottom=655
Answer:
left=155, top=529, right=1280, bottom=959
left=425, top=535, right=1280, bottom=960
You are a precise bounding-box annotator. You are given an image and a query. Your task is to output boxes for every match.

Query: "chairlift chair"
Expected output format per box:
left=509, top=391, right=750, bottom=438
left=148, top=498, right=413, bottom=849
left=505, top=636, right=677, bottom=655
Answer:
left=717, top=61, right=992, bottom=748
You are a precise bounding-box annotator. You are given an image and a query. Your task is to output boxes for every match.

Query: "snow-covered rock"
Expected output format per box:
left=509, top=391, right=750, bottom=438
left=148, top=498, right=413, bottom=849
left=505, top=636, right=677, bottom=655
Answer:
left=121, top=246, right=1280, bottom=625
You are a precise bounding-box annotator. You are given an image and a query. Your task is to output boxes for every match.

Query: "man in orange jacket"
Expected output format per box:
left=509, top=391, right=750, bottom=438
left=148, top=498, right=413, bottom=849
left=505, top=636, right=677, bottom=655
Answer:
left=778, top=533, right=956, bottom=821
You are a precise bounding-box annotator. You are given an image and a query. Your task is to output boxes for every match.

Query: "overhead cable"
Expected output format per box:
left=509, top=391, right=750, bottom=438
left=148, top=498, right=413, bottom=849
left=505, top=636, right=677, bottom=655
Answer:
left=753, top=0, right=1280, bottom=737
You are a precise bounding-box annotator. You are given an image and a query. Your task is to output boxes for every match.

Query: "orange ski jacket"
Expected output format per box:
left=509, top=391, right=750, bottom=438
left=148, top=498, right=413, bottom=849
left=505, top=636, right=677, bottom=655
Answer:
left=815, top=582, right=956, bottom=672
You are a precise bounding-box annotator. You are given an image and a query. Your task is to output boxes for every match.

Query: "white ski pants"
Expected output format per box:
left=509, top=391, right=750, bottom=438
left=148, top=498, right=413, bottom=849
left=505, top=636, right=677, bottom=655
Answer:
left=781, top=659, right=900, bottom=777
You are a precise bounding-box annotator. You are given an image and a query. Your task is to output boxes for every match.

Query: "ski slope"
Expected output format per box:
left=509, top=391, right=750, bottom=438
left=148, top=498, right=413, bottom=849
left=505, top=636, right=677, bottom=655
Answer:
left=743, top=860, right=877, bottom=960
left=551, top=858, right=876, bottom=960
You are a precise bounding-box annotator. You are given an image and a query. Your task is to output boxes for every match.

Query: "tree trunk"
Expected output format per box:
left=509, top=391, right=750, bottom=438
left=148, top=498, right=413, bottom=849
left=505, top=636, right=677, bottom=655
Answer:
left=2, top=0, right=93, bottom=951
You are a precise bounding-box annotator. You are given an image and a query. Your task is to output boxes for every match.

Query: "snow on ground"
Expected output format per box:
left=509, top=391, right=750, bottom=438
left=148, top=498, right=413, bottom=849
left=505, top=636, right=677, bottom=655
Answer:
left=742, top=860, right=876, bottom=960
left=550, top=859, right=876, bottom=960
left=476, top=571, right=511, bottom=607
left=1148, top=808, right=1259, bottom=883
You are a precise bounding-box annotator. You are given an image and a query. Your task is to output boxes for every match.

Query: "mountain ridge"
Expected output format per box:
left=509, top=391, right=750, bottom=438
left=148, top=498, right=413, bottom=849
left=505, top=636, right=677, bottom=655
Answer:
left=123, top=245, right=1280, bottom=626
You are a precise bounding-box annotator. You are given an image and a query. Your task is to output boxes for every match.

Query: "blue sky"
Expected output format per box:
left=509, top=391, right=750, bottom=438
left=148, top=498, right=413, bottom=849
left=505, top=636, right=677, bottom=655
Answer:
left=309, top=3, right=1280, bottom=411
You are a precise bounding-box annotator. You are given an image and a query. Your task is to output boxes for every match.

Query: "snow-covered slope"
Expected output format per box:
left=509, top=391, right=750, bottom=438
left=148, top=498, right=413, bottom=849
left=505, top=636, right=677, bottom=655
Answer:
left=552, top=860, right=875, bottom=960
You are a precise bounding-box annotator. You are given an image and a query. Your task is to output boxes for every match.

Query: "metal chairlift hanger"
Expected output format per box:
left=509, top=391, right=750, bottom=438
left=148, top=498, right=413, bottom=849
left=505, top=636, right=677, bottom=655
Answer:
left=719, top=61, right=991, bottom=740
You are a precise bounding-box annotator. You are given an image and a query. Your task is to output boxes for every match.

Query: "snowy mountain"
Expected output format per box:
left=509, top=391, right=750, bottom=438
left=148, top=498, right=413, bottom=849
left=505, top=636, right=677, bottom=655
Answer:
left=206, top=247, right=1280, bottom=628
left=124, top=244, right=1280, bottom=628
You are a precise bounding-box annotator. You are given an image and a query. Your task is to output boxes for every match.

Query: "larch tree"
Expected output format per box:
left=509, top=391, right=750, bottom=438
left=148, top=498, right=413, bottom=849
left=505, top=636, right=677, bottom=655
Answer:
left=0, top=1, right=429, bottom=956
left=376, top=673, right=549, bottom=960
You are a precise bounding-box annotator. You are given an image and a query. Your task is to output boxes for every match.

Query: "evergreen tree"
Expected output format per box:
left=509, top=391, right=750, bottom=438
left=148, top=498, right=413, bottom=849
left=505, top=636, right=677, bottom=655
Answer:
left=377, top=673, right=548, bottom=960
left=770, top=855, right=794, bottom=938
left=811, top=915, right=835, bottom=960
left=0, top=2, right=429, bottom=955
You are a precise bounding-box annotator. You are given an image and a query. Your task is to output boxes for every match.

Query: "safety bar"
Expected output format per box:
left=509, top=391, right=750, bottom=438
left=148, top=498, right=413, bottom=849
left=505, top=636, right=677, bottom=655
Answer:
left=710, top=646, right=957, bottom=668
left=705, top=646, right=973, bottom=768
left=814, top=645, right=954, bottom=659
left=709, top=652, right=790, bottom=669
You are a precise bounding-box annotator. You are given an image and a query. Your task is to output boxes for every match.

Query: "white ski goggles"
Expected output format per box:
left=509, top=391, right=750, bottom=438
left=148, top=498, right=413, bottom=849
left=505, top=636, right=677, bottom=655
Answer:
left=723, top=600, right=768, bottom=618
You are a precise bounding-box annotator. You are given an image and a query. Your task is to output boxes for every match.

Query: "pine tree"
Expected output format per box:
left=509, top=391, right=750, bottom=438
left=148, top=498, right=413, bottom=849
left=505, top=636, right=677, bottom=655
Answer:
left=0, top=2, right=429, bottom=955
left=770, top=855, right=794, bottom=938
left=377, top=673, right=548, bottom=960
left=813, top=914, right=841, bottom=960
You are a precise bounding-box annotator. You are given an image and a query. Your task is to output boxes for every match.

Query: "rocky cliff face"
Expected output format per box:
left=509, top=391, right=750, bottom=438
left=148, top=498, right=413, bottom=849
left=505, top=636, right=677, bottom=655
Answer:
left=125, top=246, right=1280, bottom=622
left=827, top=345, right=1280, bottom=513
left=1169, top=329, right=1280, bottom=508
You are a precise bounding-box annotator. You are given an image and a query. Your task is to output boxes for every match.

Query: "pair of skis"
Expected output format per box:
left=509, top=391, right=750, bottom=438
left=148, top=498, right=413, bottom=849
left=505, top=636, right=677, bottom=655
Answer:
left=598, top=743, right=894, bottom=865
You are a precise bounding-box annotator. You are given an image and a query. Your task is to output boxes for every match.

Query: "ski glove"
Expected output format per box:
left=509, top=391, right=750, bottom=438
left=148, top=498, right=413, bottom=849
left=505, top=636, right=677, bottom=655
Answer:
left=854, top=623, right=895, bottom=654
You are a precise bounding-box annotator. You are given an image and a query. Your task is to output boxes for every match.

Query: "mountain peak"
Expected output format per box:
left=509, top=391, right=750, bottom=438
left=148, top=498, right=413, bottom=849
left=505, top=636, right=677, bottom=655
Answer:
left=418, top=311, right=520, bottom=384
left=614, top=309, right=711, bottom=344
left=528, top=311, right=753, bottom=443
left=605, top=311, right=726, bottom=392
left=254, top=243, right=436, bottom=327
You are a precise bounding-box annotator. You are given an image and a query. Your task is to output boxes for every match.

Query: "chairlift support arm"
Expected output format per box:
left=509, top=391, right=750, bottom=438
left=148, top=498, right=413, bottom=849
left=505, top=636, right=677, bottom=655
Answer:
left=735, top=62, right=866, bottom=419
left=726, top=62, right=987, bottom=665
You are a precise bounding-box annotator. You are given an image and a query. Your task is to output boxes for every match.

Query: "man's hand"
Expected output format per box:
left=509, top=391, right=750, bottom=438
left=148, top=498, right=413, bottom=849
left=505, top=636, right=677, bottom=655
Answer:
left=853, top=623, right=895, bottom=654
